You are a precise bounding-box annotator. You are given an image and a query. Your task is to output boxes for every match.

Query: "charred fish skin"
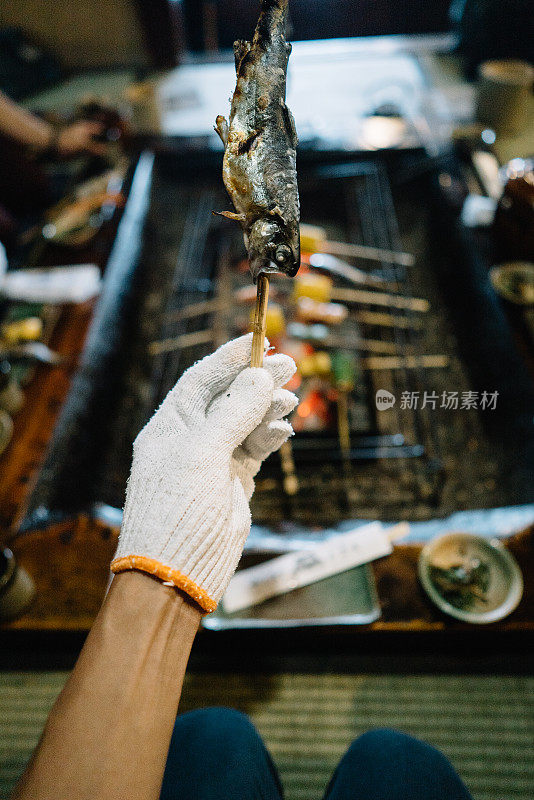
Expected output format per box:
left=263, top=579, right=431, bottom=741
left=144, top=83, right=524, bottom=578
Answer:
left=215, top=0, right=300, bottom=281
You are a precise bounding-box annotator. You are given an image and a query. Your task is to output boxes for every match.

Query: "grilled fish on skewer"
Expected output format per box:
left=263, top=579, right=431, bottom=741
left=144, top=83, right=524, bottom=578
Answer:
left=215, top=0, right=300, bottom=280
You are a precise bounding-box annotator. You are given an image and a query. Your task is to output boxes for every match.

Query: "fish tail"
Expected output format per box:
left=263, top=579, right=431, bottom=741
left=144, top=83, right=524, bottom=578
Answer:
left=254, top=0, right=289, bottom=50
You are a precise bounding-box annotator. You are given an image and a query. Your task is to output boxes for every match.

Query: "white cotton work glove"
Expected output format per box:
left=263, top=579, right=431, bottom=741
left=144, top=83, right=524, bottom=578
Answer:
left=111, top=334, right=297, bottom=612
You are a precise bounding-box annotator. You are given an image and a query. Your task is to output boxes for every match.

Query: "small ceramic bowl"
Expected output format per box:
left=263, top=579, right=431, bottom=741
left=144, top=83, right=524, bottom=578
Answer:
left=0, top=410, right=13, bottom=456
left=490, top=262, right=534, bottom=306
left=0, top=548, right=35, bottom=621
left=418, top=532, right=523, bottom=623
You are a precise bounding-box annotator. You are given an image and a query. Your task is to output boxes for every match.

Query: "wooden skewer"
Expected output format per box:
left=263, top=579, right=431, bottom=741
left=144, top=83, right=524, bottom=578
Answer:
left=324, top=239, right=414, bottom=267
left=279, top=440, right=299, bottom=495
left=336, top=390, right=351, bottom=465
left=355, top=310, right=422, bottom=330
left=250, top=274, right=270, bottom=367
left=162, top=289, right=428, bottom=327
left=250, top=273, right=299, bottom=495
left=330, top=287, right=429, bottom=312
left=149, top=328, right=397, bottom=357
left=387, top=522, right=410, bottom=542
left=325, top=337, right=398, bottom=355
left=300, top=223, right=414, bottom=267
left=165, top=299, right=220, bottom=324
left=362, top=355, right=449, bottom=370
left=148, top=329, right=213, bottom=356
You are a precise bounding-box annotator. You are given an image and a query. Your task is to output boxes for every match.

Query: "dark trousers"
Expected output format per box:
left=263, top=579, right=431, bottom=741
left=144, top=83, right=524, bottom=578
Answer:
left=160, top=707, right=473, bottom=800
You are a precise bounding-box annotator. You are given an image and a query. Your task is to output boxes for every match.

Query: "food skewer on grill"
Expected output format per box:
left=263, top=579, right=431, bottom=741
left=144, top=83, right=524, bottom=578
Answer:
left=163, top=283, right=428, bottom=326
left=286, top=322, right=398, bottom=354
left=362, top=355, right=449, bottom=370
left=331, top=351, right=356, bottom=467
left=293, top=273, right=429, bottom=312
left=300, top=223, right=414, bottom=267
left=149, top=324, right=447, bottom=368
left=0, top=342, right=64, bottom=366
left=354, top=310, right=421, bottom=329
left=306, top=252, right=390, bottom=288
left=331, top=288, right=428, bottom=311
left=279, top=440, right=298, bottom=495
left=148, top=326, right=398, bottom=357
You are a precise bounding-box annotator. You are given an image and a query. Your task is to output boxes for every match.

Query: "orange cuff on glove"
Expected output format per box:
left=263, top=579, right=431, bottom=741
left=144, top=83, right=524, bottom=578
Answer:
left=110, top=556, right=217, bottom=613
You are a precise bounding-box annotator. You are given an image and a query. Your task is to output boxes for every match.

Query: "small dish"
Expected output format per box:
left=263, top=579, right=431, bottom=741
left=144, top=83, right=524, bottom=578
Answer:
left=418, top=532, right=523, bottom=623
left=0, top=410, right=13, bottom=456
left=490, top=262, right=534, bottom=306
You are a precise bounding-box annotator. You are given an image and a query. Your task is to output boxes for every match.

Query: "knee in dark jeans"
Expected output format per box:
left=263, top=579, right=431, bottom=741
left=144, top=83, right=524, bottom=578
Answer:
left=324, top=728, right=472, bottom=800
left=352, top=727, right=437, bottom=760
left=349, top=727, right=458, bottom=767
left=161, top=707, right=283, bottom=800
left=167, top=707, right=267, bottom=774
left=173, top=707, right=259, bottom=749
left=354, top=727, right=411, bottom=751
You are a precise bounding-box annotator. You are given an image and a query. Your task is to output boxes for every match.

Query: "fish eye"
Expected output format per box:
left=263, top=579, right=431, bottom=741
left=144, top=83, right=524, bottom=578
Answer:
left=275, top=245, right=292, bottom=265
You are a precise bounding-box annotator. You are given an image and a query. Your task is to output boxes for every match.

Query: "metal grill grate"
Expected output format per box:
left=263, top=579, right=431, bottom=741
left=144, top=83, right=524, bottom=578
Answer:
left=83, top=159, right=508, bottom=526
left=138, top=162, right=456, bottom=525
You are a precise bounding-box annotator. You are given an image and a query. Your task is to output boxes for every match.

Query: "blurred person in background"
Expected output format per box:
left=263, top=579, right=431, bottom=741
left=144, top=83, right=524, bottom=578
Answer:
left=0, top=89, right=105, bottom=159
left=0, top=89, right=105, bottom=246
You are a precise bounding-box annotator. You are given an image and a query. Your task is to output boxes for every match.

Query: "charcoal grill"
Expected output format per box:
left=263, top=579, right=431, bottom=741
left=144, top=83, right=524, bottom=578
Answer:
left=22, top=153, right=534, bottom=532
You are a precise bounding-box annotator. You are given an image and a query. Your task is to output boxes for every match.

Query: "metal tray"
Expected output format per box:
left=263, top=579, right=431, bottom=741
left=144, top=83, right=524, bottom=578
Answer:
left=204, top=548, right=381, bottom=630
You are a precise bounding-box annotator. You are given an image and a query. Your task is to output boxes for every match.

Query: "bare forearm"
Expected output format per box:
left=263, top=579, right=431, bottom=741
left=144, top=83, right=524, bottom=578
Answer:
left=13, top=572, right=201, bottom=800
left=0, top=91, right=53, bottom=150
left=12, top=336, right=296, bottom=800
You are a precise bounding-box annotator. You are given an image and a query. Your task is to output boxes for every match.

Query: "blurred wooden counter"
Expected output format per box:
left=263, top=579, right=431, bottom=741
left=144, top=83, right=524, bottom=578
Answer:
left=2, top=517, right=533, bottom=638
left=0, top=302, right=95, bottom=534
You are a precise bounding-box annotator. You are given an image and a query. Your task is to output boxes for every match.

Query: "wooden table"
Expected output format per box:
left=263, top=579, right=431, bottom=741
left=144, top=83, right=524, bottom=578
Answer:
left=2, top=515, right=532, bottom=636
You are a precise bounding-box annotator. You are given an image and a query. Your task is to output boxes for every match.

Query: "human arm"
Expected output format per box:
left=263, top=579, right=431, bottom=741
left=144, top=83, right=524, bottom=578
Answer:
left=55, top=120, right=107, bottom=157
left=0, top=90, right=52, bottom=151
left=13, top=334, right=297, bottom=800
left=13, top=572, right=201, bottom=800
left=0, top=90, right=106, bottom=157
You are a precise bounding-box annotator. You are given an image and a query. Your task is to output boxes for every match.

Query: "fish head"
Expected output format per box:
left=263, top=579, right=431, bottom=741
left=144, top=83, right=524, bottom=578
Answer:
left=246, top=216, right=300, bottom=281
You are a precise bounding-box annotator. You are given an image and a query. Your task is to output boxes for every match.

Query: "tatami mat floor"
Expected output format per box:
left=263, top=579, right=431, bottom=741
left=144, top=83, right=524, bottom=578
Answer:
left=1, top=672, right=533, bottom=799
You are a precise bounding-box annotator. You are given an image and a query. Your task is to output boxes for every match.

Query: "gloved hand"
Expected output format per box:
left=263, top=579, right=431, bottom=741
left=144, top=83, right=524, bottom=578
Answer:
left=111, top=334, right=297, bottom=612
